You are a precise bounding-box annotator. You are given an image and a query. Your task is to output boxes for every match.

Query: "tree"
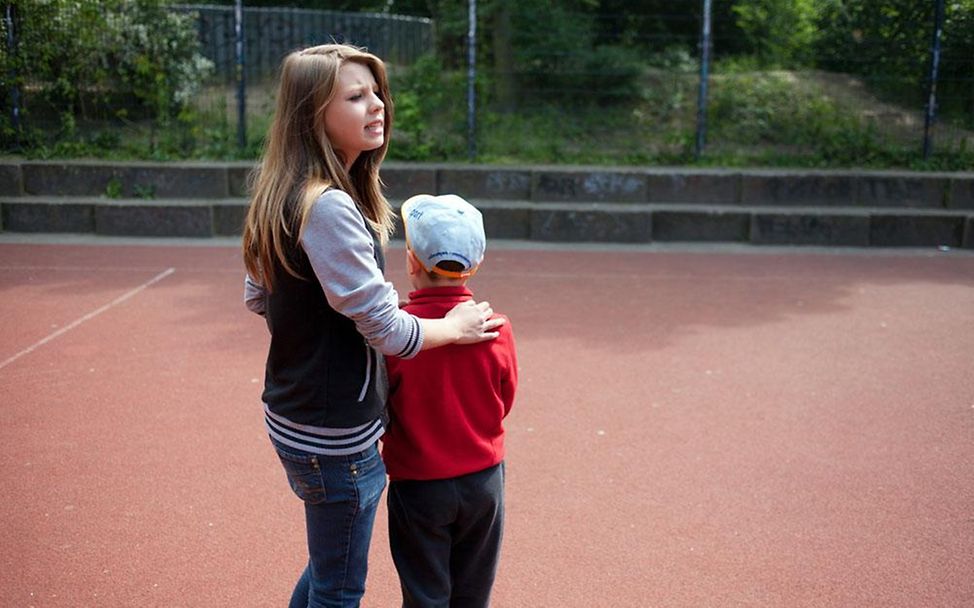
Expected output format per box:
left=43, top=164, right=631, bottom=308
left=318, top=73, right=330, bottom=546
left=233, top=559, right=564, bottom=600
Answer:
left=732, top=0, right=822, bottom=67
left=2, top=0, right=211, bottom=122
left=814, top=0, right=973, bottom=109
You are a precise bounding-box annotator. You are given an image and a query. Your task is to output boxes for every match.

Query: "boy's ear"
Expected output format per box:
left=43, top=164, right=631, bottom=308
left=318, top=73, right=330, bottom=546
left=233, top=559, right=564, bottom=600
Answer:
left=405, top=249, right=422, bottom=276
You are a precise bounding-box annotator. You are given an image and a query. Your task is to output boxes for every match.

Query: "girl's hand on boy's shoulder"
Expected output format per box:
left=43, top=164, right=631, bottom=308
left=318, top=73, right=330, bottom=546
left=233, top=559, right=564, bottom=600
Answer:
left=447, top=300, right=505, bottom=344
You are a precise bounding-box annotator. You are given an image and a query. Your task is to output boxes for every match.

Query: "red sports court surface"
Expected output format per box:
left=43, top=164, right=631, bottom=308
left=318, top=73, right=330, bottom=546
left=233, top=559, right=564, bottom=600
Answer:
left=1, top=239, right=972, bottom=607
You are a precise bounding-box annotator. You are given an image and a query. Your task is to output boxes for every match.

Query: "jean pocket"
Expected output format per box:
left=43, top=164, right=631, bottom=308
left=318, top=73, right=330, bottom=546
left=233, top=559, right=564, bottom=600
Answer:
left=350, top=446, right=386, bottom=508
left=273, top=444, right=327, bottom=505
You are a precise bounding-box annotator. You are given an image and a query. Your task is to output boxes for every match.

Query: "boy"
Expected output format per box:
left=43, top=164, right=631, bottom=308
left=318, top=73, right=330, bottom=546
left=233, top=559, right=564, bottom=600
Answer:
left=383, top=194, right=518, bottom=608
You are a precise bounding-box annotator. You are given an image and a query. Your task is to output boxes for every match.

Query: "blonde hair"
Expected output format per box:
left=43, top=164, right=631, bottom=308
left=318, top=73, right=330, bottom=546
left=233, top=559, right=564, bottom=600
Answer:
left=242, top=44, right=395, bottom=290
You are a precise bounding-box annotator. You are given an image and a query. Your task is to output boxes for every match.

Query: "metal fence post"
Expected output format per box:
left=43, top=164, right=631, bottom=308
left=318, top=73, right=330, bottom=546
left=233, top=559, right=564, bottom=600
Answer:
left=922, top=0, right=945, bottom=160
left=466, top=0, right=477, bottom=161
left=695, top=0, right=712, bottom=160
left=5, top=3, right=21, bottom=146
left=234, top=0, right=246, bottom=151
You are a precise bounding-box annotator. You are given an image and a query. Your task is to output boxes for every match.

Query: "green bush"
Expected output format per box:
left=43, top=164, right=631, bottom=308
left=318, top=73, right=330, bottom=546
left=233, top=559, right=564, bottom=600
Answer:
left=646, top=46, right=698, bottom=73
left=577, top=45, right=645, bottom=102
left=1, top=0, right=212, bottom=151
left=709, top=70, right=876, bottom=151
left=732, top=0, right=821, bottom=67
left=103, top=2, right=214, bottom=121
left=709, top=72, right=807, bottom=145
left=387, top=54, right=467, bottom=161
left=814, top=0, right=974, bottom=121
left=505, top=0, right=641, bottom=104
left=703, top=68, right=974, bottom=170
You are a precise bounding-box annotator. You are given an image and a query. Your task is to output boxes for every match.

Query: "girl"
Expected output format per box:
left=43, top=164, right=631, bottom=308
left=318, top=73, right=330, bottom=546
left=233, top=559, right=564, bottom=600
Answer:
left=242, top=44, right=502, bottom=608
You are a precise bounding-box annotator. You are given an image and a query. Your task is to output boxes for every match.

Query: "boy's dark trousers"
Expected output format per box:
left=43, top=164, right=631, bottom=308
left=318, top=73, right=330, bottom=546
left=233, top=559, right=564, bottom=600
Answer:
left=387, top=463, right=505, bottom=608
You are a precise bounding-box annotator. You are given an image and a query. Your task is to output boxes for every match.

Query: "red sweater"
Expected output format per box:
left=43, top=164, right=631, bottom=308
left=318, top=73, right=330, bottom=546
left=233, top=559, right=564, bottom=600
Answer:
left=382, top=286, right=518, bottom=481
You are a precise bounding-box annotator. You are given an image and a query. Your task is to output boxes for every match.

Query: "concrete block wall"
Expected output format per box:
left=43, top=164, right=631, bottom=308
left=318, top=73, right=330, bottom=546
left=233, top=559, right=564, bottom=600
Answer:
left=1, top=159, right=972, bottom=248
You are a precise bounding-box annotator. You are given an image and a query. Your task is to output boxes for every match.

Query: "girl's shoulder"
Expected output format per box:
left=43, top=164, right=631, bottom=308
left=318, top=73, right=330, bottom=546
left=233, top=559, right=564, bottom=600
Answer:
left=310, top=187, right=359, bottom=217
left=304, top=179, right=342, bottom=202
left=304, top=187, right=371, bottom=242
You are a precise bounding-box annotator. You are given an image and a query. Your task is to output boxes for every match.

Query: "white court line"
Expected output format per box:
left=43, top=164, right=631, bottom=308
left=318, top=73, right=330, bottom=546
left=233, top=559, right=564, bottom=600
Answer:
left=0, top=265, right=173, bottom=272
left=0, top=265, right=242, bottom=274
left=0, top=267, right=175, bottom=371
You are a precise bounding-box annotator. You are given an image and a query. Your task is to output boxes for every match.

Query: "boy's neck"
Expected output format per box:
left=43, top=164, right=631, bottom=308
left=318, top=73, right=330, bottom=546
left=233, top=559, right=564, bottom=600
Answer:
left=412, top=274, right=469, bottom=291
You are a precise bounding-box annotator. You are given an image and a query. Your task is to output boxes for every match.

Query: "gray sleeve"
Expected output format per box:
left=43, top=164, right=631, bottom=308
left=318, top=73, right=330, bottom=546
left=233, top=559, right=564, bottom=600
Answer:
left=244, top=273, right=267, bottom=316
left=300, top=189, right=423, bottom=359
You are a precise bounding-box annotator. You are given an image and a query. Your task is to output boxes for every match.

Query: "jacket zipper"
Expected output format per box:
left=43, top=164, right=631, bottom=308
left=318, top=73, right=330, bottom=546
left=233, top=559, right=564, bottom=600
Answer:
left=357, top=340, right=372, bottom=402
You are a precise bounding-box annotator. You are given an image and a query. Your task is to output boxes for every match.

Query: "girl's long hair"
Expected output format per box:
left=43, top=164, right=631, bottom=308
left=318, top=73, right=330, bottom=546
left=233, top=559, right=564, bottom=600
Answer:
left=242, top=44, right=395, bottom=290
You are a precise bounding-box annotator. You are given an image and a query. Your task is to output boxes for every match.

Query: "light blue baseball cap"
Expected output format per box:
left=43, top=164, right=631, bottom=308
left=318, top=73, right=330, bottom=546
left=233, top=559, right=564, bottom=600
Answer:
left=401, top=193, right=486, bottom=278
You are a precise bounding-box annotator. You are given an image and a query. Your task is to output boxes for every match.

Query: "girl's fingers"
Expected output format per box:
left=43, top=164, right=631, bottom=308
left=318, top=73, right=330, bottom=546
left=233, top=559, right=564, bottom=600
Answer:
left=484, top=317, right=506, bottom=332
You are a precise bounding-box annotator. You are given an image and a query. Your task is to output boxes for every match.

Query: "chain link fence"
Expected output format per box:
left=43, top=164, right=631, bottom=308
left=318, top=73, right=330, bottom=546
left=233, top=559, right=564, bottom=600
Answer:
left=2, top=1, right=971, bottom=168
left=0, top=2, right=433, bottom=157
left=171, top=3, right=433, bottom=151
left=435, top=1, right=972, bottom=167
left=175, top=4, right=432, bottom=81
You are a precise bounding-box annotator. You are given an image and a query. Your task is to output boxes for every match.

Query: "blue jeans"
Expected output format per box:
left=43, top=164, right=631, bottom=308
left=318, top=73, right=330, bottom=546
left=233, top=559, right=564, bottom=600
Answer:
left=271, top=438, right=387, bottom=608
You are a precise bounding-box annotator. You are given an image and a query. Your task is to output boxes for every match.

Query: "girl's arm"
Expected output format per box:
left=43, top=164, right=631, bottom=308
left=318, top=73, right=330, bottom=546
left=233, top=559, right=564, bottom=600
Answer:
left=301, top=189, right=500, bottom=358
left=243, top=273, right=267, bottom=316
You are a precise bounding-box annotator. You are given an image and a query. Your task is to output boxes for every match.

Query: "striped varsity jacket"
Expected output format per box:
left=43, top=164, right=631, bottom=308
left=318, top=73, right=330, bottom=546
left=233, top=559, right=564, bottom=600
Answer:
left=245, top=189, right=423, bottom=455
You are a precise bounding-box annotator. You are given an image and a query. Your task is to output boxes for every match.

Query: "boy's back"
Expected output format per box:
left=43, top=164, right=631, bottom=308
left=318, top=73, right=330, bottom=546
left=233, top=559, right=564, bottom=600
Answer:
left=383, top=284, right=517, bottom=482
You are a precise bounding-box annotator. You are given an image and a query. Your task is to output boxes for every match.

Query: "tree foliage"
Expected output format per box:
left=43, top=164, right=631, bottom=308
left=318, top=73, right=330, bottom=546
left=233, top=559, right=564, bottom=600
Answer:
left=815, top=0, right=974, bottom=113
left=731, top=0, right=822, bottom=67
left=3, top=0, right=971, bottom=163
left=1, top=0, right=212, bottom=142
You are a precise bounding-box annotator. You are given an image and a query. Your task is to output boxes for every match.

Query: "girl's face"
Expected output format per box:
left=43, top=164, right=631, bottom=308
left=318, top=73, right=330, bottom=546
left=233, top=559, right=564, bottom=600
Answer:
left=323, top=61, right=385, bottom=169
